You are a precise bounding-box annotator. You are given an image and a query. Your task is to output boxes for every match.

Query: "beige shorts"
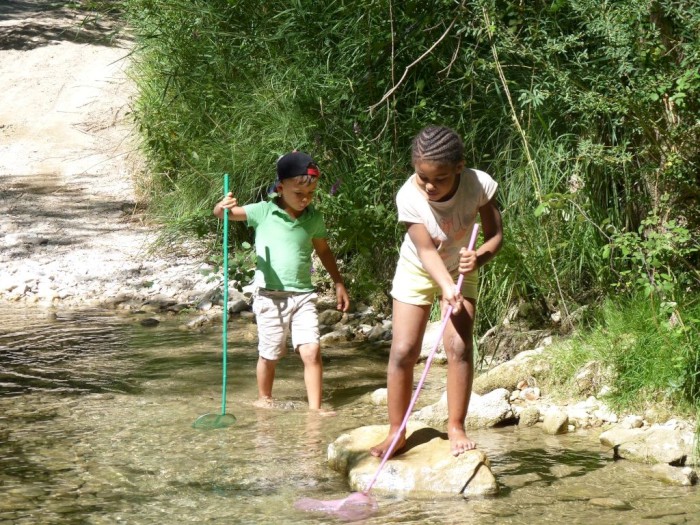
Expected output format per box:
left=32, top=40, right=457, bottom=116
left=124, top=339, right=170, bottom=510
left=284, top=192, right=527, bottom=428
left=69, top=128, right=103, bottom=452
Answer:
left=391, top=259, right=478, bottom=306
left=252, top=289, right=319, bottom=360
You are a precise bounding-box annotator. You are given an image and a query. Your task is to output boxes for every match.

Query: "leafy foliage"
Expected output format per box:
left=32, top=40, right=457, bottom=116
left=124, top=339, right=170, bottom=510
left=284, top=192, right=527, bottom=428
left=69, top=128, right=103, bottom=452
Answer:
left=122, top=0, right=699, bottom=326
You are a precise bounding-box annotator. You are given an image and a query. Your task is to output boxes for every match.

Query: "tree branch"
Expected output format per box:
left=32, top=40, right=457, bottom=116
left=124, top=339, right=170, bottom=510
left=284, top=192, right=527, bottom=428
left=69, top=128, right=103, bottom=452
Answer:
left=368, top=17, right=457, bottom=114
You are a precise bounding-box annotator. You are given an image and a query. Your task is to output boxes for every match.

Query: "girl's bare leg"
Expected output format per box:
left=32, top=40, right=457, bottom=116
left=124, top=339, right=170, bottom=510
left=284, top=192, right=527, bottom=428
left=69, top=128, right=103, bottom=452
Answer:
left=443, top=297, right=477, bottom=456
left=370, top=300, right=431, bottom=458
left=298, top=342, right=322, bottom=410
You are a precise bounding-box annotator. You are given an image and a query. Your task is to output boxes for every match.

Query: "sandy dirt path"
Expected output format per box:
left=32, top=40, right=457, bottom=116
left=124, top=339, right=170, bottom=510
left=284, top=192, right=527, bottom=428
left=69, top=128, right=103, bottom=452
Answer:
left=0, top=1, right=211, bottom=309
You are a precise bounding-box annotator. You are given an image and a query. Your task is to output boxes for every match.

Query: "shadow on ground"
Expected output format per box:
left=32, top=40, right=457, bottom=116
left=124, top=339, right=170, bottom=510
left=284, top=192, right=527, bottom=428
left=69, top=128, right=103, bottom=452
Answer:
left=0, top=173, right=146, bottom=255
left=0, top=0, right=127, bottom=51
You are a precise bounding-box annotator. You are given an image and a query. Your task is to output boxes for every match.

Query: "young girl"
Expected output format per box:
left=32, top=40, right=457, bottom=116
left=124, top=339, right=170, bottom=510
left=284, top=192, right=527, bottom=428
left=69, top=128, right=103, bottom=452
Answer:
left=370, top=126, right=503, bottom=458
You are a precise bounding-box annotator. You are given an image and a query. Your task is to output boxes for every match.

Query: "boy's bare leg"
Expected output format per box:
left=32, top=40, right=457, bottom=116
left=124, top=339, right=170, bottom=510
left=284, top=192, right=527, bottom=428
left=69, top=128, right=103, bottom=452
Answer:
left=254, top=356, right=276, bottom=407
left=444, top=298, right=477, bottom=455
left=298, top=342, right=323, bottom=410
left=370, top=300, right=430, bottom=458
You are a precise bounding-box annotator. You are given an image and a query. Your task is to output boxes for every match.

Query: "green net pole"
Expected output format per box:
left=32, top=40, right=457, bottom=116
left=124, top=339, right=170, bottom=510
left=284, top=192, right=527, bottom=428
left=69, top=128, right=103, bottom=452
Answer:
left=221, top=173, right=229, bottom=415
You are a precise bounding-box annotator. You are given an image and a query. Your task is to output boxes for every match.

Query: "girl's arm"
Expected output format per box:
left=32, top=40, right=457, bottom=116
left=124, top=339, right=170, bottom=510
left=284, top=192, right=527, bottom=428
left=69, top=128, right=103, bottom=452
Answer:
left=312, top=238, right=350, bottom=312
left=406, top=222, right=464, bottom=312
left=458, top=198, right=503, bottom=274
left=213, top=192, right=248, bottom=221
left=476, top=198, right=503, bottom=266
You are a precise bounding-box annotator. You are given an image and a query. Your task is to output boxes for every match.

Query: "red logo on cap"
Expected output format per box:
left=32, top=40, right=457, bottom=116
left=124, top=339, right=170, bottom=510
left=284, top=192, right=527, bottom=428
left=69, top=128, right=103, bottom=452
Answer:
left=307, top=166, right=320, bottom=178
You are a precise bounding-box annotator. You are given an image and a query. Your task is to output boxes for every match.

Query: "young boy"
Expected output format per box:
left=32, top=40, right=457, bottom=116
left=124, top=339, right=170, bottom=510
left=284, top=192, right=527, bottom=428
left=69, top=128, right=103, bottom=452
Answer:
left=213, top=151, right=350, bottom=411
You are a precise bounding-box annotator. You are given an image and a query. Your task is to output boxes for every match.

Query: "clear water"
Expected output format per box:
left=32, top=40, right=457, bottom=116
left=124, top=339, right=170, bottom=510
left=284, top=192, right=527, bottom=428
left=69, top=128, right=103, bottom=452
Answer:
left=1, top=307, right=698, bottom=524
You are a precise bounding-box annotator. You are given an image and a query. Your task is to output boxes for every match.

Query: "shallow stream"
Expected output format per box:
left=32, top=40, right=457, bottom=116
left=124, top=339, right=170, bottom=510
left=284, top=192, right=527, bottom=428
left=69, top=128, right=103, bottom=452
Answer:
left=1, top=308, right=698, bottom=524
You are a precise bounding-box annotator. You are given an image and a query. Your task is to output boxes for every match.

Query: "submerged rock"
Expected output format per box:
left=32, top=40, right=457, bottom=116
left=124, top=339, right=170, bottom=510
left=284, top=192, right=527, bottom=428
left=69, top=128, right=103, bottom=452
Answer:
left=599, top=425, right=697, bottom=465
left=589, top=497, right=632, bottom=510
left=649, top=464, right=698, bottom=486
left=327, top=423, right=498, bottom=498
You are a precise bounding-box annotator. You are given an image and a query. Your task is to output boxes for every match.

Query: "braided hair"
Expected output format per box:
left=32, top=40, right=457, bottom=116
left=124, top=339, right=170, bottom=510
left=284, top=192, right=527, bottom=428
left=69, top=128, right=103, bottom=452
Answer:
left=411, top=125, right=464, bottom=166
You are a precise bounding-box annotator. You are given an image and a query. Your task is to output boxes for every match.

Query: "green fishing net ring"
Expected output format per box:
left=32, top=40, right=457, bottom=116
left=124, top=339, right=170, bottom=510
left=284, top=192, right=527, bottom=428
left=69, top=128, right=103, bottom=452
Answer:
left=192, top=413, right=237, bottom=429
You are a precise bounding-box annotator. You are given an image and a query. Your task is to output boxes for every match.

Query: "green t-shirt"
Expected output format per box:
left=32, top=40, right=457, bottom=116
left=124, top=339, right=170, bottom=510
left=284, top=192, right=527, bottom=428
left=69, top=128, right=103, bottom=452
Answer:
left=243, top=200, right=327, bottom=292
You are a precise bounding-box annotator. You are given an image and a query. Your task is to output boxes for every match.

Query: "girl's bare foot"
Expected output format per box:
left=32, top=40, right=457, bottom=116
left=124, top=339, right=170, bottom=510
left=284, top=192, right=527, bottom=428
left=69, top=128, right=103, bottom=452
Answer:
left=447, top=426, right=476, bottom=456
left=253, top=396, right=274, bottom=408
left=369, top=431, right=406, bottom=458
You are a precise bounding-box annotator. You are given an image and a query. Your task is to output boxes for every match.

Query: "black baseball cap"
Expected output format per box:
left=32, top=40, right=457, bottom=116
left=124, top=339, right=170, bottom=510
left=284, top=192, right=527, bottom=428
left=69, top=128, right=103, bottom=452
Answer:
left=276, top=151, right=320, bottom=181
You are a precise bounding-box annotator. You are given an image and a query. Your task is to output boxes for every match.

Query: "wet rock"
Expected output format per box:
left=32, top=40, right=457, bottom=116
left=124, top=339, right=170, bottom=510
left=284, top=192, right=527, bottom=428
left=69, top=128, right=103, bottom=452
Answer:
left=327, top=423, right=498, bottom=497
left=369, top=388, right=387, bottom=406
left=139, top=317, right=160, bottom=327
left=649, top=464, right=698, bottom=486
left=166, top=302, right=192, bottom=313
left=499, top=472, right=541, bottom=489
left=518, top=406, right=540, bottom=427
left=600, top=425, right=696, bottom=465
left=413, top=388, right=512, bottom=429
left=472, top=347, right=551, bottom=395
left=138, top=294, right=177, bottom=312
left=520, top=386, right=540, bottom=401
left=593, top=404, right=618, bottom=424
left=185, top=314, right=210, bottom=330
left=366, top=324, right=390, bottom=342
left=320, top=325, right=354, bottom=344
left=318, top=309, right=343, bottom=326
left=566, top=405, right=591, bottom=428
left=549, top=464, right=583, bottom=478
left=556, top=487, right=609, bottom=502
left=589, top=497, right=632, bottom=510
left=228, top=297, right=249, bottom=313
left=573, top=360, right=603, bottom=395
left=542, top=407, right=569, bottom=435
left=620, top=414, right=644, bottom=429
left=419, top=320, right=448, bottom=363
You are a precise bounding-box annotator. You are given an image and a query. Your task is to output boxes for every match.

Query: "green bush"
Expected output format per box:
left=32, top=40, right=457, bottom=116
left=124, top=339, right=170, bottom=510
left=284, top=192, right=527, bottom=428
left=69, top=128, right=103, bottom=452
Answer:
left=122, top=0, right=700, bottom=325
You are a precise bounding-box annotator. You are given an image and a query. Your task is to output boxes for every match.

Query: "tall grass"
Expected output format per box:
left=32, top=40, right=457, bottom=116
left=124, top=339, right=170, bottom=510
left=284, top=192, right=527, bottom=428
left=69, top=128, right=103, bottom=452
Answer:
left=546, top=294, right=700, bottom=418
left=123, top=0, right=699, bottom=337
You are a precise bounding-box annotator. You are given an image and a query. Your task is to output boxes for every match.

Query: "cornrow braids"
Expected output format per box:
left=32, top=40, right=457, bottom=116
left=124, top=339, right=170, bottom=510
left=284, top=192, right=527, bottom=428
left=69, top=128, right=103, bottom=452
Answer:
left=411, top=125, right=464, bottom=166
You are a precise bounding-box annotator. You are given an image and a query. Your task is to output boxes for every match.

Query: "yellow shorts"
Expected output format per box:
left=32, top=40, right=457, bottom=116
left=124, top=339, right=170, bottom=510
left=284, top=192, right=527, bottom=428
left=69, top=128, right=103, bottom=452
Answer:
left=390, top=259, right=478, bottom=306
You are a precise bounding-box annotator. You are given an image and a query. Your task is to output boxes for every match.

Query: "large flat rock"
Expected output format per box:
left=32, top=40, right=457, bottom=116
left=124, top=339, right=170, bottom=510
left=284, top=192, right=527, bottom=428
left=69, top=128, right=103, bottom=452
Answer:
left=327, top=423, right=498, bottom=498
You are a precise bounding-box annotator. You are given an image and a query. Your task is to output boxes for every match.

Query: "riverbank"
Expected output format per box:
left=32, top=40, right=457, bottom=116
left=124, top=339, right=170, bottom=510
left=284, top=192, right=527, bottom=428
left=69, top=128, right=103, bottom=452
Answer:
left=0, top=1, right=212, bottom=309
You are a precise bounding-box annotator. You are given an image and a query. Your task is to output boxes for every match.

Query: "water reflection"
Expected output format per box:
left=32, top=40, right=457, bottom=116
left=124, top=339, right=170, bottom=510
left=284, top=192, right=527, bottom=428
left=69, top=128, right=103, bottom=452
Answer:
left=493, top=447, right=608, bottom=495
left=0, top=307, right=698, bottom=524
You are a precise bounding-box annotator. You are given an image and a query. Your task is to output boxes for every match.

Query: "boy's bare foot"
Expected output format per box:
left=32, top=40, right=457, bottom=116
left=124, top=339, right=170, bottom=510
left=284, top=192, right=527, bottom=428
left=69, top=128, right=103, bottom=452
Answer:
left=447, top=426, right=476, bottom=456
left=311, top=407, right=338, bottom=417
left=369, top=431, right=406, bottom=458
left=253, top=396, right=274, bottom=408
